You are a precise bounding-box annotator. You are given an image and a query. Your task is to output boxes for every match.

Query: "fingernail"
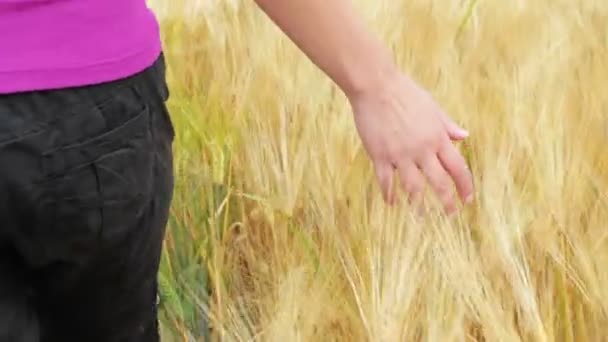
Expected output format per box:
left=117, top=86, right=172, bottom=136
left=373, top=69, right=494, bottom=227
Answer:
left=458, top=128, right=469, bottom=137
left=465, top=194, right=474, bottom=203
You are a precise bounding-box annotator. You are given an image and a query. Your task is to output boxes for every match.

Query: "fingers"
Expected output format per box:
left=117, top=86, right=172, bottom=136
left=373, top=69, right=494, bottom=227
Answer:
left=418, top=152, right=458, bottom=215
left=374, top=161, right=396, bottom=205
left=395, top=161, right=425, bottom=209
left=438, top=143, right=474, bottom=204
left=376, top=146, right=474, bottom=216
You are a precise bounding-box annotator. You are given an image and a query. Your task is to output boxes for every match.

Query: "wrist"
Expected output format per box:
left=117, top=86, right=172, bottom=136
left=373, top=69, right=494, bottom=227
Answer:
left=340, top=48, right=400, bottom=100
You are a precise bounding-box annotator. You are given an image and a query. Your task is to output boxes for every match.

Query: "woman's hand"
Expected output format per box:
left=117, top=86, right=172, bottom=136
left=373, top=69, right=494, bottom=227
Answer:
left=349, top=73, right=474, bottom=214
left=253, top=0, right=475, bottom=214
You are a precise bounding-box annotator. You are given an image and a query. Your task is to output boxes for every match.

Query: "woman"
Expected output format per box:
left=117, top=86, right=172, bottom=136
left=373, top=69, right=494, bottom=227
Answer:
left=0, top=0, right=474, bottom=341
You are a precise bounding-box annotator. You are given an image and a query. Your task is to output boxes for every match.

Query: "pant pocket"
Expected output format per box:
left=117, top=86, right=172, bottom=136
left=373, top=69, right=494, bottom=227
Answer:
left=36, top=162, right=105, bottom=265
left=32, top=106, right=155, bottom=265
left=90, top=140, right=156, bottom=244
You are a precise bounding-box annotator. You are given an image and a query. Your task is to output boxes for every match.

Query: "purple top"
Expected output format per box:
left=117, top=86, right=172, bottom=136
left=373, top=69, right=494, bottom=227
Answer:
left=0, top=0, right=162, bottom=94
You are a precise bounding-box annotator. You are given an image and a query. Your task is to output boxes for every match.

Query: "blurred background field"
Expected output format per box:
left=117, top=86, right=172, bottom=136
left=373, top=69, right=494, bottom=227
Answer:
left=148, top=0, right=608, bottom=341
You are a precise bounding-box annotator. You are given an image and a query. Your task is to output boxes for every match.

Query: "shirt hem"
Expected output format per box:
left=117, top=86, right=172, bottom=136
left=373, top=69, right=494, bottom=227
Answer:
left=0, top=42, right=163, bottom=95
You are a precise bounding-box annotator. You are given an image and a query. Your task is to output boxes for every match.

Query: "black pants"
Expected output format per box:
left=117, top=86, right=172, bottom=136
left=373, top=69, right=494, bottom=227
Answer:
left=0, top=55, right=175, bottom=341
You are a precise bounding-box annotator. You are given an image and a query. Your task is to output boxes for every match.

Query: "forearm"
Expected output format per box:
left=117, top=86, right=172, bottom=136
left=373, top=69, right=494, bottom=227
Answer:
left=253, top=0, right=398, bottom=98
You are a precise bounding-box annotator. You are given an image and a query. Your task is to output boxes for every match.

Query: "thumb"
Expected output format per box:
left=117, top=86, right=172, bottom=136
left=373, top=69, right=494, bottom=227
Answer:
left=439, top=111, right=469, bottom=141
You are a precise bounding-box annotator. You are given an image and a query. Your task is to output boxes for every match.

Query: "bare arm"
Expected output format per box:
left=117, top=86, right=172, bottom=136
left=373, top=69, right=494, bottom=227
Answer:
left=253, top=0, right=475, bottom=214
left=253, top=0, right=396, bottom=98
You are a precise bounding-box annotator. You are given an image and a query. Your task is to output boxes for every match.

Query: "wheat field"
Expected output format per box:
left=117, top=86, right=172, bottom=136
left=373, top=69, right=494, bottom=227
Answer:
left=150, top=0, right=608, bottom=341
